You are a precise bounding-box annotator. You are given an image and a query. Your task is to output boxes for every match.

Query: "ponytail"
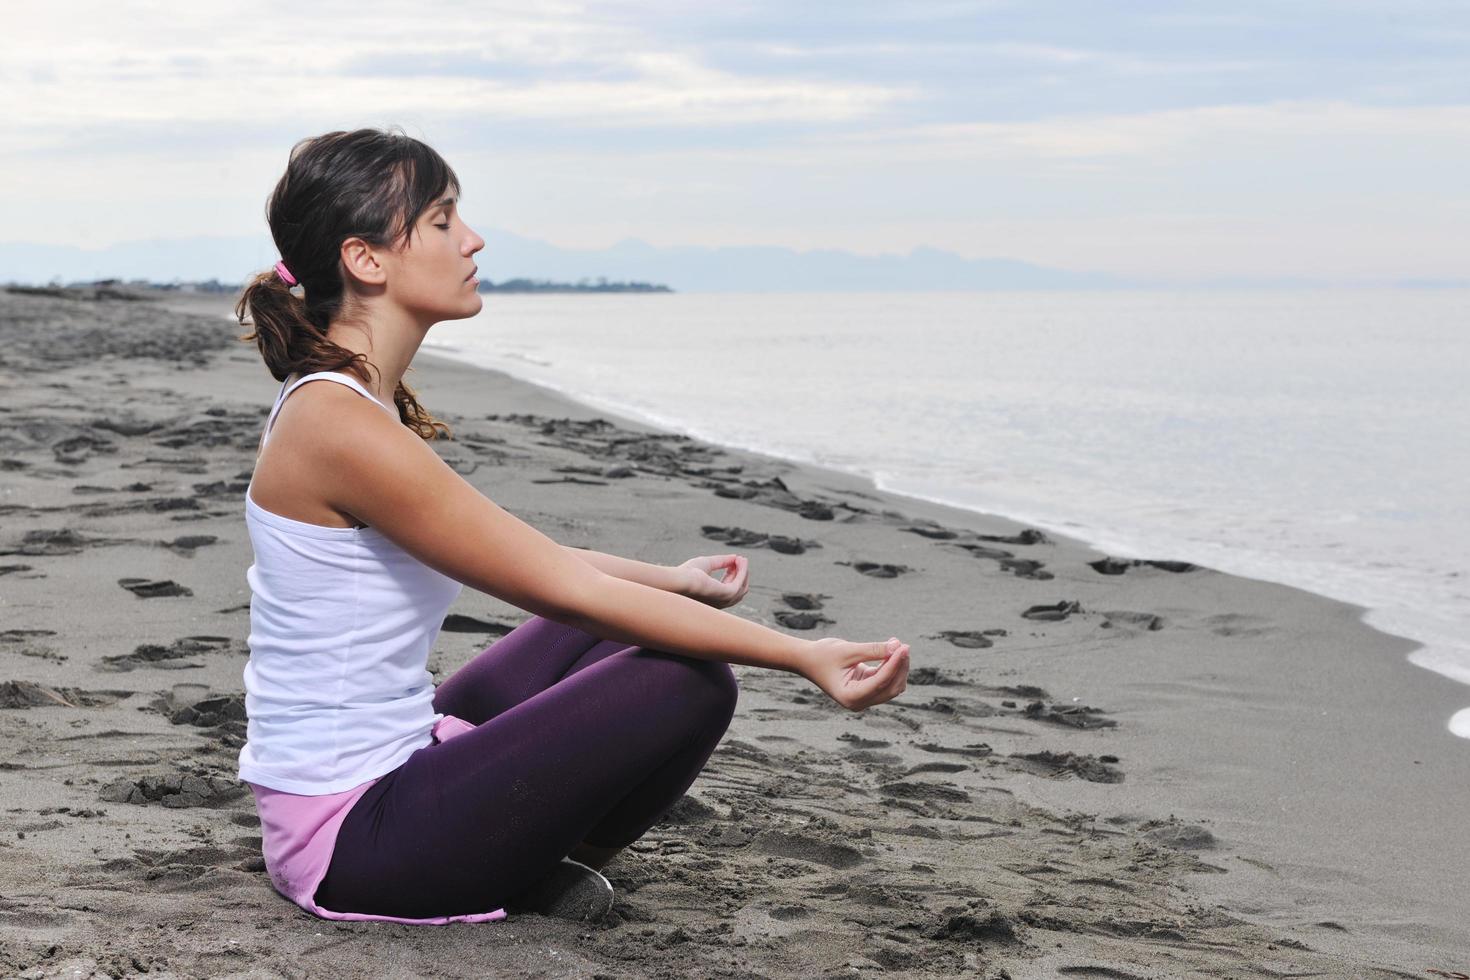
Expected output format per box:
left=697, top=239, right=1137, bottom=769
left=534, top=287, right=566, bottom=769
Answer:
left=235, top=269, right=452, bottom=441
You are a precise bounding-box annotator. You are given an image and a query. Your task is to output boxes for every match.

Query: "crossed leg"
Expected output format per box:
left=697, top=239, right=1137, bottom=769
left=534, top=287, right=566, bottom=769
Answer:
left=314, top=615, right=739, bottom=918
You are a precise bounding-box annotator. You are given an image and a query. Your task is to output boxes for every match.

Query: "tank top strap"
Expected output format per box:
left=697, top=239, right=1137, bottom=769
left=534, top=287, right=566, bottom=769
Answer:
left=261, top=371, right=398, bottom=445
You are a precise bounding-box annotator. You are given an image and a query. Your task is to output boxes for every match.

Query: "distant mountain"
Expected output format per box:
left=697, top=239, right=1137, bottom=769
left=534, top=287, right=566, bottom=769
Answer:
left=1, top=232, right=1453, bottom=291
left=0, top=231, right=1139, bottom=292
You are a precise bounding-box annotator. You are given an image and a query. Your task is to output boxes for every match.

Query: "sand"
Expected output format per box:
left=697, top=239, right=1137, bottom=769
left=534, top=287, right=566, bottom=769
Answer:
left=0, top=285, right=1465, bottom=979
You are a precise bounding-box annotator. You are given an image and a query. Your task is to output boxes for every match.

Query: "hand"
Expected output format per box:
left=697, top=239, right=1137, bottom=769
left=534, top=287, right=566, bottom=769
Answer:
left=676, top=553, right=749, bottom=609
left=796, top=637, right=910, bottom=712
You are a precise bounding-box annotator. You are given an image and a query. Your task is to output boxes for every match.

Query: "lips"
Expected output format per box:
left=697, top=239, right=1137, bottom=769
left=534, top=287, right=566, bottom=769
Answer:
left=465, top=266, right=478, bottom=282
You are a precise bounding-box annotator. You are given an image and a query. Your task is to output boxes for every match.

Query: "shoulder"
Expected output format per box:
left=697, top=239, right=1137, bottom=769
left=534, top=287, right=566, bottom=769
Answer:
left=277, top=376, right=398, bottom=436
left=271, top=377, right=424, bottom=467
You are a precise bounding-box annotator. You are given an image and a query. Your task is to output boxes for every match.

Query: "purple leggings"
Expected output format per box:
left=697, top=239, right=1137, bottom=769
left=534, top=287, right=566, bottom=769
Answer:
left=313, top=614, right=739, bottom=919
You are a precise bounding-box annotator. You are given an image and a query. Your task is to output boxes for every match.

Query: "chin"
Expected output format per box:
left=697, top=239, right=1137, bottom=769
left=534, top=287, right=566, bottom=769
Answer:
left=438, top=297, right=483, bottom=322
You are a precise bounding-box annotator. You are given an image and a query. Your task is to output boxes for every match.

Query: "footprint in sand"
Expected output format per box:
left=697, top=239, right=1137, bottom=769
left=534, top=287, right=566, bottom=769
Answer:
left=836, top=733, right=891, bottom=749
left=906, top=667, right=966, bottom=686
left=96, top=840, right=265, bottom=886
left=157, top=534, right=218, bottom=556
left=976, top=683, right=1049, bottom=701
left=1019, top=700, right=1119, bottom=730
left=900, top=523, right=958, bottom=539
left=999, top=557, right=1053, bottom=580
left=837, top=560, right=913, bottom=578
left=190, top=476, right=252, bottom=499
left=976, top=529, right=1051, bottom=545
left=1007, top=750, right=1123, bottom=783
left=902, top=522, right=1051, bottom=547
left=921, top=905, right=1022, bottom=946
left=904, top=761, right=969, bottom=775
left=1088, top=557, right=1199, bottom=575
left=650, top=794, right=719, bottom=828
left=52, top=433, right=119, bottom=465
left=927, top=628, right=1007, bottom=649
left=0, top=680, right=130, bottom=709
left=98, top=769, right=246, bottom=808
left=711, top=476, right=844, bottom=522
left=950, top=541, right=1054, bottom=580
left=773, top=610, right=835, bottom=630
left=877, top=779, right=973, bottom=817
left=98, top=635, right=235, bottom=672
left=0, top=629, right=65, bottom=662
left=3, top=528, right=96, bottom=556
left=1203, top=612, right=1277, bottom=638
left=1, top=628, right=59, bottom=644
left=151, top=683, right=247, bottom=745
left=749, top=829, right=866, bottom=869
left=1138, top=817, right=1217, bottom=851
left=703, top=525, right=820, bottom=555
left=118, top=577, right=193, bottom=599
left=1022, top=600, right=1083, bottom=622
left=1100, top=610, right=1166, bottom=631
left=77, top=495, right=203, bottom=518
left=1054, top=965, right=1151, bottom=978
left=93, top=416, right=164, bottom=438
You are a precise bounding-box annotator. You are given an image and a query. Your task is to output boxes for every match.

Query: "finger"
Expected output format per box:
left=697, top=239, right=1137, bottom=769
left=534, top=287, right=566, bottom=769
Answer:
left=847, top=645, right=905, bottom=707
left=868, top=644, right=909, bottom=699
left=847, top=637, right=902, bottom=669
left=889, top=646, right=911, bottom=693
left=877, top=643, right=908, bottom=683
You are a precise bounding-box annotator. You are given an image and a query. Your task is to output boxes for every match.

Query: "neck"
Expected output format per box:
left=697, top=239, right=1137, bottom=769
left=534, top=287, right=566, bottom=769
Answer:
left=324, top=304, right=429, bottom=404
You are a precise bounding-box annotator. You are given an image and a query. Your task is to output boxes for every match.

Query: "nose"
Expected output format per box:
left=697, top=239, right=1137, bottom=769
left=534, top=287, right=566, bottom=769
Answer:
left=463, top=225, right=485, bottom=256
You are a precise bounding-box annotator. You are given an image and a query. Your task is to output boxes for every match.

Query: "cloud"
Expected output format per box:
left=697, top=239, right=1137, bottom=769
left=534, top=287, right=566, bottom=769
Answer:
left=1, top=3, right=915, bottom=144
left=777, top=100, right=1470, bottom=163
left=4, top=1, right=1470, bottom=279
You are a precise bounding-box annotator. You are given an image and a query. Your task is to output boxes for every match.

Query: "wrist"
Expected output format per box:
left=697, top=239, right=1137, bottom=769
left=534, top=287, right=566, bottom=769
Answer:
left=780, top=636, right=814, bottom=677
left=664, top=563, right=697, bottom=596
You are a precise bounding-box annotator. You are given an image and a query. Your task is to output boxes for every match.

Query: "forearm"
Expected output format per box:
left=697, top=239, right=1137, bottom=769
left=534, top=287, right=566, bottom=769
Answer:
left=563, top=573, right=809, bottom=675
left=560, top=545, right=688, bottom=594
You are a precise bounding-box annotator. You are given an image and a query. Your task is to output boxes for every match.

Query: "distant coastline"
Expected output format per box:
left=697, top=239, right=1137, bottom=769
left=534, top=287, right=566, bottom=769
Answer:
left=476, top=277, right=672, bottom=293
left=4, top=276, right=674, bottom=296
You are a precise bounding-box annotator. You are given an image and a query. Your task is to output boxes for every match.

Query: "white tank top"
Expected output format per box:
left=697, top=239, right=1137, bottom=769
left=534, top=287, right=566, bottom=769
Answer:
left=237, top=370, right=464, bottom=794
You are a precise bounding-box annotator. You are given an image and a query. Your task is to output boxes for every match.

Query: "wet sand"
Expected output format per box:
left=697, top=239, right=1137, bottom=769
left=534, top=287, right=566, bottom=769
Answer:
left=1, top=285, right=1466, bottom=978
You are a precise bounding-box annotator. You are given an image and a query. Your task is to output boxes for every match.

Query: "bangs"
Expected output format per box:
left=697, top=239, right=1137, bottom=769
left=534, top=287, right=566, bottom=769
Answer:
left=385, top=134, right=462, bottom=248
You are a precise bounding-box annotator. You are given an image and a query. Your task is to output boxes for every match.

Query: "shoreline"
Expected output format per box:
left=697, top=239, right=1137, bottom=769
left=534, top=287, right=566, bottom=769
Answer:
left=1, top=286, right=1464, bottom=976
left=413, top=335, right=1470, bottom=741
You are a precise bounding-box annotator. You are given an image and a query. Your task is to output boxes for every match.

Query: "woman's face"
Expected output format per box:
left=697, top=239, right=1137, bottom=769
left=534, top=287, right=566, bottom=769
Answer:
left=384, top=194, right=485, bottom=324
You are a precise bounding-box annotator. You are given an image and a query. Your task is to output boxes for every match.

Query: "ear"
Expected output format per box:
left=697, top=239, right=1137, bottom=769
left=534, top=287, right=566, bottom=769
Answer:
left=340, top=236, right=387, bottom=288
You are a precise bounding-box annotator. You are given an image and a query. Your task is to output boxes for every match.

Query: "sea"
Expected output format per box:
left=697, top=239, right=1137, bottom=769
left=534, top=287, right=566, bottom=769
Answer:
left=421, top=289, right=1470, bottom=740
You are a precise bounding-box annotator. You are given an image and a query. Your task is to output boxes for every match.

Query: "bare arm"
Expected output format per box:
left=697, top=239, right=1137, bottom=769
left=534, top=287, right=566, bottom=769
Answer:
left=314, top=391, right=799, bottom=672
left=560, top=545, right=692, bottom=595
left=308, top=387, right=907, bottom=706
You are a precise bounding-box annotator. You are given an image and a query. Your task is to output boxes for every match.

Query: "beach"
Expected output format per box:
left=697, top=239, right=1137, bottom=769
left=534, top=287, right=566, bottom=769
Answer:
left=0, top=286, right=1465, bottom=978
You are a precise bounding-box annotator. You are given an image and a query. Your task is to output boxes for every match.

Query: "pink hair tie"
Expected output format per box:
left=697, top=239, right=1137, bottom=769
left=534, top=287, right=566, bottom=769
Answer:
left=274, top=260, right=298, bottom=287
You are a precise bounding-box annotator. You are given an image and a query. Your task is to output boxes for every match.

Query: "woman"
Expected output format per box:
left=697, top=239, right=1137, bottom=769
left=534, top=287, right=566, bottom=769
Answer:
left=233, top=127, right=912, bottom=926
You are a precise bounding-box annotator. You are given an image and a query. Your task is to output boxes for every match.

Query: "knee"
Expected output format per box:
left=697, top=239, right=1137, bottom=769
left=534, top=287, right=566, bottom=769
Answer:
left=705, top=659, right=739, bottom=719
left=666, top=655, right=739, bottom=726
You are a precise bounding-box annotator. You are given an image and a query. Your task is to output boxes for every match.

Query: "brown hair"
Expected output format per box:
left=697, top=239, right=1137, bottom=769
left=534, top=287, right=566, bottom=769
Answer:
left=235, top=127, right=458, bottom=440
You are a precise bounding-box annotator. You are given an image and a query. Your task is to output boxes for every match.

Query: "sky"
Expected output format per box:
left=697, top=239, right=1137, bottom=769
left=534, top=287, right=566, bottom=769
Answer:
left=4, top=0, right=1469, bottom=282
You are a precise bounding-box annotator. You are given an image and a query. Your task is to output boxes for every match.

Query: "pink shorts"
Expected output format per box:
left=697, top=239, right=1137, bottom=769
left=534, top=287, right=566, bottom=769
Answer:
left=247, top=714, right=508, bottom=924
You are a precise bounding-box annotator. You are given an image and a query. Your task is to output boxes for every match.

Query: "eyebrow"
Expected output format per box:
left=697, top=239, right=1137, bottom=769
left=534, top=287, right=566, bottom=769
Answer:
left=433, top=196, right=456, bottom=211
